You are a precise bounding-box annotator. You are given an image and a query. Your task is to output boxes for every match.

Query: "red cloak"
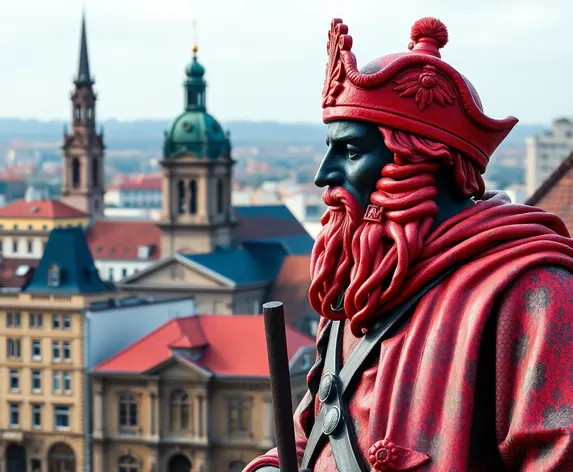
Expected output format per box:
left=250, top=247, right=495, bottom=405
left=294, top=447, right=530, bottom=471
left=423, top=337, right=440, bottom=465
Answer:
left=245, top=193, right=573, bottom=471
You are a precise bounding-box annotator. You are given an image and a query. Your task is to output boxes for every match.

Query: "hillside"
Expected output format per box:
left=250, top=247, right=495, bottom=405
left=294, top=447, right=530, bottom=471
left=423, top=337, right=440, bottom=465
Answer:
left=0, top=118, right=546, bottom=152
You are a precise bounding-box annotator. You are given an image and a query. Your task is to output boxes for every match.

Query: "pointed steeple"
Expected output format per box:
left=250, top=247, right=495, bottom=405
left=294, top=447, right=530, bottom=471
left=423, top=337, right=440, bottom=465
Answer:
left=62, top=11, right=105, bottom=219
left=76, top=14, right=93, bottom=85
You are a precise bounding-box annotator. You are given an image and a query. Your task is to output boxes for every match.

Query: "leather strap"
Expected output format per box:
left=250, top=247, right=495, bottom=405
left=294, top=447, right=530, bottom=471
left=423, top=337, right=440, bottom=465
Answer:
left=301, top=267, right=457, bottom=469
left=302, top=321, right=369, bottom=470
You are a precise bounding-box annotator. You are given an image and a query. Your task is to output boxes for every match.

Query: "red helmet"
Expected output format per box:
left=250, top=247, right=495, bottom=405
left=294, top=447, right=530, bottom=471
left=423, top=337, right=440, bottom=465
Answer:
left=322, top=17, right=518, bottom=173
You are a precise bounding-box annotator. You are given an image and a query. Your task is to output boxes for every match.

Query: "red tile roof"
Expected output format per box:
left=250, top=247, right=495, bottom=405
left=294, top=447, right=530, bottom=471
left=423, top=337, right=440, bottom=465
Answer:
left=526, top=151, right=573, bottom=206
left=0, top=174, right=25, bottom=182
left=107, top=174, right=162, bottom=191
left=0, top=258, right=39, bottom=288
left=526, top=151, right=573, bottom=233
left=270, top=255, right=315, bottom=330
left=0, top=199, right=90, bottom=219
left=86, top=220, right=161, bottom=261
left=93, top=315, right=314, bottom=377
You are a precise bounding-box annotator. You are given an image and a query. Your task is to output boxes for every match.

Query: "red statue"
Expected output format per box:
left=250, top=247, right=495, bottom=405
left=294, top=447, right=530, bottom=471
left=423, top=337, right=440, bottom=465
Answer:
left=246, top=17, right=573, bottom=471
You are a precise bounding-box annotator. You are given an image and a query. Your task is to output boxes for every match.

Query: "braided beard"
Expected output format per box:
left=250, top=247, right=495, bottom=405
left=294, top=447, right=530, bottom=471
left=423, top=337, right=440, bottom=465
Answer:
left=309, top=161, right=439, bottom=337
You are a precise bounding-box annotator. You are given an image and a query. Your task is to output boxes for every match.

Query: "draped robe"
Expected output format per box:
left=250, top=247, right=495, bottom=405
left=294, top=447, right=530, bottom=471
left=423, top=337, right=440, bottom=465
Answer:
left=245, top=193, right=573, bottom=471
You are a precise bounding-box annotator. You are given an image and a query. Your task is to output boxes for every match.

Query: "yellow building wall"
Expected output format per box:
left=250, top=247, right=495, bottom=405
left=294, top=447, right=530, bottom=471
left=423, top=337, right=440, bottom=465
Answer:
left=0, top=293, right=100, bottom=472
left=0, top=216, right=91, bottom=232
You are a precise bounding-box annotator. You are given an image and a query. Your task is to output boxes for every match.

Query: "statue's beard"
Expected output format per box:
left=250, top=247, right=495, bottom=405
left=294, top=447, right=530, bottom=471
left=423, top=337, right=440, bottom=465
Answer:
left=309, top=162, right=439, bottom=337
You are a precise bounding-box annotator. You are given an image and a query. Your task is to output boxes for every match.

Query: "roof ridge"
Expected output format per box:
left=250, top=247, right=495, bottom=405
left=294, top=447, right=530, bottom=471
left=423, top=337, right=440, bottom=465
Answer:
left=526, top=150, right=573, bottom=206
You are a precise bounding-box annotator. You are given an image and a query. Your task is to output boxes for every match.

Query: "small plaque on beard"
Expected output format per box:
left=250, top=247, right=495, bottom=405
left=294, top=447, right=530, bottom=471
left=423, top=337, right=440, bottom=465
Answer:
left=364, top=204, right=383, bottom=222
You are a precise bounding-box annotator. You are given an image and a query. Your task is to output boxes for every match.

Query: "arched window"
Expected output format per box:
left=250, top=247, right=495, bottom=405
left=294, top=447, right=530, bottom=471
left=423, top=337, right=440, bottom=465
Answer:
left=118, top=455, right=138, bottom=472
left=177, top=180, right=185, bottom=214
left=48, top=442, right=75, bottom=472
left=92, top=159, right=99, bottom=187
left=169, top=390, right=190, bottom=431
left=189, top=180, right=197, bottom=215
left=75, top=105, right=82, bottom=121
left=229, top=461, right=246, bottom=472
left=187, top=89, right=196, bottom=107
left=72, top=158, right=80, bottom=189
left=217, top=179, right=224, bottom=214
left=168, top=455, right=191, bottom=472
left=87, top=107, right=94, bottom=121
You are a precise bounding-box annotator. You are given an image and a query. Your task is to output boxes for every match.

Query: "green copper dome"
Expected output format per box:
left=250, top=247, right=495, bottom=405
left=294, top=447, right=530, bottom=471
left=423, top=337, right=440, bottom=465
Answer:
left=186, top=54, right=205, bottom=78
left=163, top=47, right=231, bottom=160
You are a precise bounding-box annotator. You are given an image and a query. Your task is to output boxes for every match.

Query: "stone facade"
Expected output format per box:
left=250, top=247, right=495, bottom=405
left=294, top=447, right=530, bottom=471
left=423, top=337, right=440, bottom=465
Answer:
left=91, top=358, right=310, bottom=472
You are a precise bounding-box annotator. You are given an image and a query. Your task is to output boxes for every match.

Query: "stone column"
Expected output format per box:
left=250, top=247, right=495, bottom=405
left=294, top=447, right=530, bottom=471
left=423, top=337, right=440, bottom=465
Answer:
left=153, top=391, right=160, bottom=440
left=198, top=176, right=207, bottom=221
left=262, top=394, right=275, bottom=446
left=82, top=156, right=89, bottom=191
left=149, top=392, right=156, bottom=437
left=148, top=381, right=159, bottom=440
left=149, top=447, right=160, bottom=472
left=92, top=443, right=104, bottom=472
left=93, top=380, right=104, bottom=439
left=196, top=449, right=208, bottom=472
left=200, top=394, right=208, bottom=439
left=162, top=167, right=171, bottom=216
left=195, top=395, right=202, bottom=438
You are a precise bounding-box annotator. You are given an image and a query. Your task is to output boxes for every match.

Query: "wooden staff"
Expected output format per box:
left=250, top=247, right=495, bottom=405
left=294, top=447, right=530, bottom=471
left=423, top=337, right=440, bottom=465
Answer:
left=263, top=301, right=299, bottom=472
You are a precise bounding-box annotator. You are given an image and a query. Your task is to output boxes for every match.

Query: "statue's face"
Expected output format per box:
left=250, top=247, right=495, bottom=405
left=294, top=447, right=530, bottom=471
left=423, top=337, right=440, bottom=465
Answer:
left=315, top=120, right=394, bottom=210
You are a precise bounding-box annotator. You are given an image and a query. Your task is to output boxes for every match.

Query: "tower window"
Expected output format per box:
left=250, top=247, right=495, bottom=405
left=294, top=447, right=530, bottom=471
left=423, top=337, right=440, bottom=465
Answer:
left=189, top=180, right=197, bottom=215
left=217, top=178, right=224, bottom=214
left=187, top=89, right=196, bottom=107
left=177, top=180, right=185, bottom=214
left=87, top=107, right=94, bottom=121
left=72, top=158, right=80, bottom=189
left=92, top=158, right=99, bottom=187
left=48, top=265, right=60, bottom=287
left=75, top=105, right=82, bottom=121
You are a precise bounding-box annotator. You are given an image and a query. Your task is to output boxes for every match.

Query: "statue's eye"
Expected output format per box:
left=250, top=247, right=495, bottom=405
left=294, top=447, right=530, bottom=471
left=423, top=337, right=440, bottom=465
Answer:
left=347, top=145, right=362, bottom=161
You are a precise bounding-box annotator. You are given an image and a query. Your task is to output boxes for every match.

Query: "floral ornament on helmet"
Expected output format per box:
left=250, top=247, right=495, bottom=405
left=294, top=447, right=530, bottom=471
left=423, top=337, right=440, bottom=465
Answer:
left=394, top=65, right=456, bottom=111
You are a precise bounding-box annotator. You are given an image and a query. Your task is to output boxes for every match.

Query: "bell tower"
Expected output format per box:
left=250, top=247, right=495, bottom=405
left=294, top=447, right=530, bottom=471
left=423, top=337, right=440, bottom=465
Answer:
left=158, top=45, right=237, bottom=256
left=61, top=14, right=105, bottom=218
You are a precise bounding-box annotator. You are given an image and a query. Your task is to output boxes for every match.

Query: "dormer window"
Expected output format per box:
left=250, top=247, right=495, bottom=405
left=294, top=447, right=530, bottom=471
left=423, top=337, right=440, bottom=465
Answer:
left=137, top=245, right=153, bottom=260
left=174, top=347, right=205, bottom=361
left=48, top=265, right=61, bottom=287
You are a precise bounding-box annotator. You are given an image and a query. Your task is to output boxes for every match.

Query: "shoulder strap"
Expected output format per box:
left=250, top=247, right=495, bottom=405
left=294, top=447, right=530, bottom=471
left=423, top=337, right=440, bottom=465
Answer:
left=301, top=266, right=456, bottom=469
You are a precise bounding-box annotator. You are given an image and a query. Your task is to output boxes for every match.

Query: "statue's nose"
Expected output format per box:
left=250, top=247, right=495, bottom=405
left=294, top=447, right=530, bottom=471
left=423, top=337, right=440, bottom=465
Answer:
left=314, top=156, right=344, bottom=188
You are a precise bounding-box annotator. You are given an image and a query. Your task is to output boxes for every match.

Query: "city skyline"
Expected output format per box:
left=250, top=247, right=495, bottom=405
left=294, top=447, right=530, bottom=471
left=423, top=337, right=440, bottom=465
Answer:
left=1, top=0, right=571, bottom=124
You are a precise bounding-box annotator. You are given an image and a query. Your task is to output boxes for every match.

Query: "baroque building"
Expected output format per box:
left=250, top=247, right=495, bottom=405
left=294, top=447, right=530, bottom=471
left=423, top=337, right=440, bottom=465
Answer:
left=158, top=46, right=236, bottom=255
left=115, top=48, right=315, bottom=326
left=0, top=228, right=110, bottom=472
left=90, top=315, right=314, bottom=472
left=61, top=15, right=106, bottom=218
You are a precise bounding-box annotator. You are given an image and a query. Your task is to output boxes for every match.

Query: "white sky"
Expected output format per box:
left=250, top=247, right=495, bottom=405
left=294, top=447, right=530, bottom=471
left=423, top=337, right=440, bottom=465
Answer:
left=0, top=0, right=570, bottom=124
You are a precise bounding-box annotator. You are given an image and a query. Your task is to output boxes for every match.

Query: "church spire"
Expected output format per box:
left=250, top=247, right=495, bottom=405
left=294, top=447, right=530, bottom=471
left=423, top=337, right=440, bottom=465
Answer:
left=76, top=14, right=93, bottom=85
left=61, top=12, right=105, bottom=219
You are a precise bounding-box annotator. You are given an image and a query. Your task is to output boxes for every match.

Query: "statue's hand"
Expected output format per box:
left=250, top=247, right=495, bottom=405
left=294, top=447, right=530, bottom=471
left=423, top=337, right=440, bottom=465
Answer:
left=255, top=468, right=311, bottom=472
